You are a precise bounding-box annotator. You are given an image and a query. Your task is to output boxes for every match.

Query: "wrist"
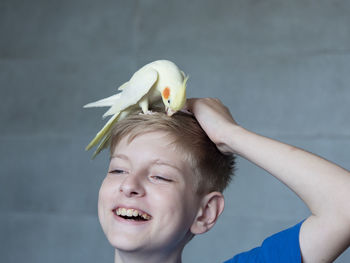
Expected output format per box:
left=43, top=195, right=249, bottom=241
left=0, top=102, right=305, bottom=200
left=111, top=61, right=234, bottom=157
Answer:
left=218, top=124, right=246, bottom=155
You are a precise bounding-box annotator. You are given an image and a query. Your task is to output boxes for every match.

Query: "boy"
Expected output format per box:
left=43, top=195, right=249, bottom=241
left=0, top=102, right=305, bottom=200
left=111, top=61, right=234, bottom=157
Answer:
left=97, top=98, right=350, bottom=263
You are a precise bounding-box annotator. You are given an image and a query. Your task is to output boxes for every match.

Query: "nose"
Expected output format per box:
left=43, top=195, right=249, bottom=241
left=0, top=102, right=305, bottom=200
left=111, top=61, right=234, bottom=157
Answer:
left=119, top=173, right=145, bottom=198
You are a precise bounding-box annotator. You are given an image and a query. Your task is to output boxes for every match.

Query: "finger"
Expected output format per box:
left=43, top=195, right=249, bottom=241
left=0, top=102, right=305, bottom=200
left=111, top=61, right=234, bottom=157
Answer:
left=179, top=108, right=194, bottom=115
left=183, top=98, right=199, bottom=112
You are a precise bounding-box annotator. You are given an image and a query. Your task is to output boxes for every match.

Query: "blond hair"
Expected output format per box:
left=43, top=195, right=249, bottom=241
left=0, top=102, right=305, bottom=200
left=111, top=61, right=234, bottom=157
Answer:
left=110, top=109, right=235, bottom=195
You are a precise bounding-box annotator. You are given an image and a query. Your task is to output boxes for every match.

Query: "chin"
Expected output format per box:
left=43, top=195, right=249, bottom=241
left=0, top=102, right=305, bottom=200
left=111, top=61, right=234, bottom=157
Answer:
left=107, top=234, right=144, bottom=252
left=106, top=226, right=155, bottom=252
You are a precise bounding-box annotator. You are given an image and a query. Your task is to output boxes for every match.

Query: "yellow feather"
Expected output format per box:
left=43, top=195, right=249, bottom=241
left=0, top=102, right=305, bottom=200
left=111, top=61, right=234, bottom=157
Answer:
left=92, top=132, right=112, bottom=159
left=85, top=112, right=120, bottom=151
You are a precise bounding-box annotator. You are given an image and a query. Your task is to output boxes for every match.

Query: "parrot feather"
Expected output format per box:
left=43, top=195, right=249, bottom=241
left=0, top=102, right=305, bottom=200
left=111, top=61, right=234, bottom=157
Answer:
left=91, top=109, right=132, bottom=158
left=180, top=70, right=186, bottom=79
left=84, top=93, right=121, bottom=108
left=118, top=81, right=129, bottom=91
left=92, top=132, right=112, bottom=159
left=85, top=112, right=120, bottom=151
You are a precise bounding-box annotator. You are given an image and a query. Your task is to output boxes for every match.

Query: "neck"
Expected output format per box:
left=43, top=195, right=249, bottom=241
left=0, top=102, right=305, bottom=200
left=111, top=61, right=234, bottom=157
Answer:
left=114, top=248, right=183, bottom=263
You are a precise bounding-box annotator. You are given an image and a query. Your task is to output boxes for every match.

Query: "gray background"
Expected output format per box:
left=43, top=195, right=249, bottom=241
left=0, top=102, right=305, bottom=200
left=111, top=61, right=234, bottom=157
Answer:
left=1, top=0, right=349, bottom=262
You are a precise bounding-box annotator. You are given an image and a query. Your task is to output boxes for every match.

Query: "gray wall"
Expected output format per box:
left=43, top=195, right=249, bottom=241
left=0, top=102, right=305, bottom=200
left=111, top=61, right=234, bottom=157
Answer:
left=1, top=0, right=349, bottom=262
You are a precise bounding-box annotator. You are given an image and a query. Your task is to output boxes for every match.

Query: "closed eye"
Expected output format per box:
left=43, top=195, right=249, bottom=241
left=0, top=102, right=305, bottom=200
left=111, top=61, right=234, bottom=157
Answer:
left=152, top=175, right=173, bottom=182
left=109, top=169, right=126, bottom=174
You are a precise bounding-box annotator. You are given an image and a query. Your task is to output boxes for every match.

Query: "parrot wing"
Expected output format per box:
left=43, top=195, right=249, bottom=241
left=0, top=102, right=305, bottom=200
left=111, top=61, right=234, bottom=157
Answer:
left=83, top=81, right=129, bottom=108
left=83, top=93, right=121, bottom=108
left=102, top=67, right=158, bottom=118
left=83, top=80, right=129, bottom=109
left=118, top=81, right=129, bottom=91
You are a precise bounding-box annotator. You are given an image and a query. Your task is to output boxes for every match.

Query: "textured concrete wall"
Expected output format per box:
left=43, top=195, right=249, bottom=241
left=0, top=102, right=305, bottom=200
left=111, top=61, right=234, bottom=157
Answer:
left=1, top=0, right=349, bottom=262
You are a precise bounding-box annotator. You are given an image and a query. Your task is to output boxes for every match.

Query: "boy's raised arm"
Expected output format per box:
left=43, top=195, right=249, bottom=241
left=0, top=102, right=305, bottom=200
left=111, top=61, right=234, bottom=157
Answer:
left=185, top=98, right=350, bottom=263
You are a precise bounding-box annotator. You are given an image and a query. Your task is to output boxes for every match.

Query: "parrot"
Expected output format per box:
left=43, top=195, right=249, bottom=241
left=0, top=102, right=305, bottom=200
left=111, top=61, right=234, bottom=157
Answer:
left=84, top=59, right=188, bottom=158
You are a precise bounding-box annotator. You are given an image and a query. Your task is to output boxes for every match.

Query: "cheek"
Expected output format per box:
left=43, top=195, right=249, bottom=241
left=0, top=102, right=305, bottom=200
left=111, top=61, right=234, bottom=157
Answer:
left=97, top=190, right=106, bottom=227
left=97, top=178, right=112, bottom=227
left=151, top=186, right=195, bottom=223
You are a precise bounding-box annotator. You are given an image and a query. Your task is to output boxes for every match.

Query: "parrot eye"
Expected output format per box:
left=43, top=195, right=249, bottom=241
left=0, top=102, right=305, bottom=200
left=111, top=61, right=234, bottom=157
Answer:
left=167, top=99, right=170, bottom=104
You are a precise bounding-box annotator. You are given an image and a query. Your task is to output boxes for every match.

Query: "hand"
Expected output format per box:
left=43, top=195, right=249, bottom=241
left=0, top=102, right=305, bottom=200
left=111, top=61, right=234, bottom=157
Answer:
left=183, top=98, right=239, bottom=154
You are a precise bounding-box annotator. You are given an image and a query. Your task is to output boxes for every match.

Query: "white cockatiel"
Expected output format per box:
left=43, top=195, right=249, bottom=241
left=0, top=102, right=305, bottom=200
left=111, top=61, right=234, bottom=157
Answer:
left=84, top=60, right=188, bottom=157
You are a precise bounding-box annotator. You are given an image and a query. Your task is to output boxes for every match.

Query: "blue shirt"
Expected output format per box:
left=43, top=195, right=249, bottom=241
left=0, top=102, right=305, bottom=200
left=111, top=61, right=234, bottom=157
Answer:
left=224, top=221, right=304, bottom=263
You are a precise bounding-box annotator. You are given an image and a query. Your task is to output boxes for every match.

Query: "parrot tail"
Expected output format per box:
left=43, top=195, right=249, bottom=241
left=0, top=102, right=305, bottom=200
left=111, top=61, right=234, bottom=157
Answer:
left=92, top=132, right=112, bottom=159
left=85, top=112, right=121, bottom=152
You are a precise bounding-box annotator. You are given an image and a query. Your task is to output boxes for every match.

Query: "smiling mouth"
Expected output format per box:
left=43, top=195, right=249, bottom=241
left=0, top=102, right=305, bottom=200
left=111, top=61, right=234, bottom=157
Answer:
left=114, top=207, right=152, bottom=221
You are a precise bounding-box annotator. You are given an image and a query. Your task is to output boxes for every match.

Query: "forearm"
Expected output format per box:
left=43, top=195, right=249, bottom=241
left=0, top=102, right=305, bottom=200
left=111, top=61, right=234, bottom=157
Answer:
left=226, top=125, right=350, bottom=220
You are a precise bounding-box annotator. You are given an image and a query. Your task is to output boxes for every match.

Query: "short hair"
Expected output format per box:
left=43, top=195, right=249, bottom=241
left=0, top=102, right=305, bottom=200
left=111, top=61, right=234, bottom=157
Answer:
left=110, top=109, right=235, bottom=195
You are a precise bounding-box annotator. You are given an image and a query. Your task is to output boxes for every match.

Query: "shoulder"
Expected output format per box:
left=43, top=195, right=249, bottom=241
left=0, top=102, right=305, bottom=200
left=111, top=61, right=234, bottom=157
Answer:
left=223, top=220, right=304, bottom=263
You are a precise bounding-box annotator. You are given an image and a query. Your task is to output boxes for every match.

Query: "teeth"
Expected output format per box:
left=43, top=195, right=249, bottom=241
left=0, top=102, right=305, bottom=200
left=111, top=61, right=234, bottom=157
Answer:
left=121, top=208, right=127, bottom=216
left=126, top=209, right=133, bottom=217
left=115, top=207, right=151, bottom=220
left=142, top=213, right=151, bottom=220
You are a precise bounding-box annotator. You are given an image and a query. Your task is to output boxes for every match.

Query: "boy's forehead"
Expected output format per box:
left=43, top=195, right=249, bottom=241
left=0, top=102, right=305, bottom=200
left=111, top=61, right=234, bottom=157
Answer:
left=116, top=130, right=173, bottom=148
left=112, top=131, right=179, bottom=157
left=111, top=131, right=193, bottom=169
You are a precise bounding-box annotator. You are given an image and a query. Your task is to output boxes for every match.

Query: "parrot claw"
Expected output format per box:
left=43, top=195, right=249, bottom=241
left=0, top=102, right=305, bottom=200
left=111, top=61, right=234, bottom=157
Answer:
left=139, top=110, right=155, bottom=115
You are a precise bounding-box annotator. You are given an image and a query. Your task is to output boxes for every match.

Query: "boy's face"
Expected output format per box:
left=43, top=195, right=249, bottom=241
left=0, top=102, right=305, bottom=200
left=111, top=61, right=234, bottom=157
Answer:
left=98, top=131, right=202, bottom=254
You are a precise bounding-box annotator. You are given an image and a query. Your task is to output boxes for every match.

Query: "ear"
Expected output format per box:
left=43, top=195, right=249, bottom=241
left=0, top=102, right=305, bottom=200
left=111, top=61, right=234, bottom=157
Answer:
left=190, top=192, right=225, bottom=235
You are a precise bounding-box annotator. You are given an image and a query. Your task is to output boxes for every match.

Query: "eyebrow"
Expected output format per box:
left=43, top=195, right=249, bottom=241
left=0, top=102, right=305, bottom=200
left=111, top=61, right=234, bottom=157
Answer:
left=110, top=154, right=182, bottom=173
left=153, top=159, right=182, bottom=173
left=110, top=153, right=129, bottom=161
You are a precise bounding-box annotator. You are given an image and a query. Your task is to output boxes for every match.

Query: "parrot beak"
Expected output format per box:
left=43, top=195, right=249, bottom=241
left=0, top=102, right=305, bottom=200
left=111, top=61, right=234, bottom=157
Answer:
left=166, top=107, right=176, bottom=116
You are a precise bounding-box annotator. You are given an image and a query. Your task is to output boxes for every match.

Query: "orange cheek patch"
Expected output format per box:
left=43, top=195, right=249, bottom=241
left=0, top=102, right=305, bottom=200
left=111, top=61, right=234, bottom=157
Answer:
left=162, top=87, right=170, bottom=100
